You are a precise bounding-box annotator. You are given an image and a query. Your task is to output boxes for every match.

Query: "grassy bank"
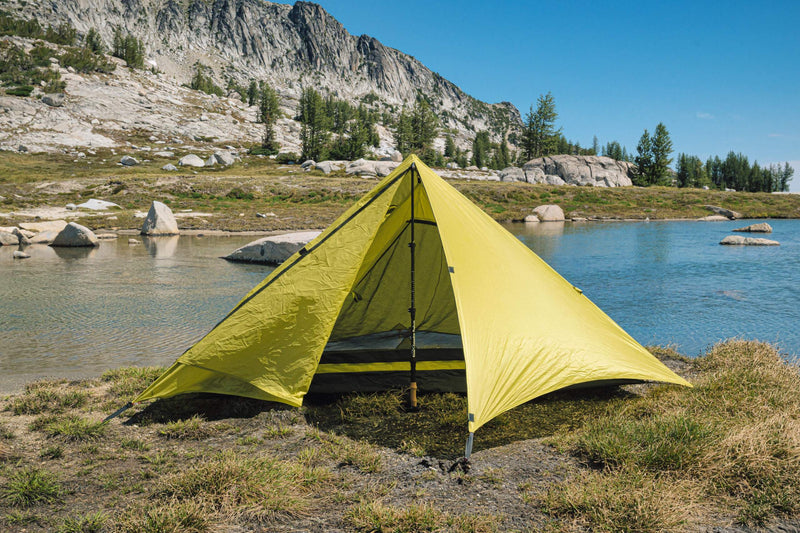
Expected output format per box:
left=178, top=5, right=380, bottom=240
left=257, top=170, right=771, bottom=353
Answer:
left=1, top=151, right=799, bottom=233
left=1, top=340, right=798, bottom=531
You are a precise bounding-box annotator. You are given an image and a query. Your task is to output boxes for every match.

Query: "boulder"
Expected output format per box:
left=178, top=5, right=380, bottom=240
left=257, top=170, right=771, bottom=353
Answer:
left=50, top=222, right=99, bottom=247
left=154, top=151, right=175, bottom=158
left=498, top=167, right=526, bottom=183
left=523, top=155, right=634, bottom=187
left=315, top=161, right=344, bottom=174
left=523, top=214, right=540, bottom=223
left=0, top=231, right=19, bottom=246
left=720, top=235, right=779, bottom=246
left=66, top=203, right=77, bottom=210
left=20, top=220, right=67, bottom=233
left=698, top=215, right=729, bottom=221
left=213, top=151, right=236, bottom=166
left=41, top=93, right=65, bottom=107
left=733, top=222, right=772, bottom=233
left=13, top=250, right=31, bottom=259
left=390, top=150, right=403, bottom=163
left=224, top=231, right=322, bottom=265
left=533, top=204, right=565, bottom=222
left=120, top=155, right=139, bottom=166
left=29, top=230, right=59, bottom=244
left=544, top=175, right=566, bottom=186
left=162, top=163, right=178, bottom=171
left=346, top=159, right=377, bottom=177
left=205, top=155, right=216, bottom=167
left=178, top=154, right=205, bottom=168
left=704, top=205, right=742, bottom=220
left=141, top=201, right=179, bottom=236
left=301, top=159, right=316, bottom=169
left=77, top=199, right=120, bottom=210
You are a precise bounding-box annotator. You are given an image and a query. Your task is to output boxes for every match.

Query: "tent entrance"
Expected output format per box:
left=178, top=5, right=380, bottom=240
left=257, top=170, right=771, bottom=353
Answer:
left=314, top=172, right=464, bottom=394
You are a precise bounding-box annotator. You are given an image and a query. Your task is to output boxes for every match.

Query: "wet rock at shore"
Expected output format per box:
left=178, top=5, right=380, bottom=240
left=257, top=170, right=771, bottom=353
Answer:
left=12, top=227, right=31, bottom=245
left=13, top=250, right=31, bottom=259
left=20, top=220, right=68, bottom=233
left=141, top=201, right=179, bottom=236
left=733, top=222, right=772, bottom=233
left=224, top=231, right=322, bottom=265
left=533, top=204, right=565, bottom=222
left=523, top=214, right=539, bottom=223
left=50, top=222, right=100, bottom=247
left=720, top=235, right=779, bottom=246
left=29, top=230, right=59, bottom=245
left=698, top=215, right=730, bottom=221
left=0, top=231, right=19, bottom=246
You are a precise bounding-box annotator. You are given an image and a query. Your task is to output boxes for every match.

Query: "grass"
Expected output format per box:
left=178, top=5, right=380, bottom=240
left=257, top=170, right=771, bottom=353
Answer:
left=344, top=501, right=498, bottom=532
left=1, top=466, right=62, bottom=507
left=155, top=451, right=311, bottom=522
left=8, top=380, right=87, bottom=415
left=549, top=340, right=800, bottom=528
left=0, top=340, right=797, bottom=531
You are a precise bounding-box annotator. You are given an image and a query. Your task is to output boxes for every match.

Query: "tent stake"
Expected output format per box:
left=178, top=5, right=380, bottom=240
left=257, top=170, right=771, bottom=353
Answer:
left=464, top=432, right=475, bottom=459
left=408, top=163, right=418, bottom=411
left=102, top=401, right=133, bottom=423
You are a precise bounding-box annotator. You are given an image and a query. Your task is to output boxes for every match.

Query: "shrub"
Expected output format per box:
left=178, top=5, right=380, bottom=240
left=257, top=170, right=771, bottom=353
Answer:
left=189, top=63, right=224, bottom=97
left=226, top=187, right=254, bottom=200
left=59, top=47, right=116, bottom=74
left=112, top=28, right=144, bottom=68
left=5, top=85, right=33, bottom=97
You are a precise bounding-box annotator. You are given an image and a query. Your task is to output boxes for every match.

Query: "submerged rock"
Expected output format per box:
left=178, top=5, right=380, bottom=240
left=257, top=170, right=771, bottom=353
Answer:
left=733, top=222, right=773, bottom=233
left=141, top=201, right=179, bottom=236
left=13, top=250, right=31, bottom=259
left=224, top=231, right=322, bottom=265
left=523, top=215, right=540, bottom=223
left=51, top=222, right=99, bottom=247
left=720, top=235, right=779, bottom=246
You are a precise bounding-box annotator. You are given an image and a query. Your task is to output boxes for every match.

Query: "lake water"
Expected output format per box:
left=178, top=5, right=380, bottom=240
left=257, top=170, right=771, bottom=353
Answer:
left=1, top=220, right=798, bottom=393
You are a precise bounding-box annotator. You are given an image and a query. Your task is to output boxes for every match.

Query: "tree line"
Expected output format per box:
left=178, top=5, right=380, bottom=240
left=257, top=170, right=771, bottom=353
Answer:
left=677, top=152, right=793, bottom=193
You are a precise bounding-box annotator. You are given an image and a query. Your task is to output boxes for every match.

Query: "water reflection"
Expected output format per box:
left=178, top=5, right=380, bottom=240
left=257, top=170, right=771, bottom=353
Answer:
left=142, top=235, right=180, bottom=258
left=50, top=245, right=98, bottom=260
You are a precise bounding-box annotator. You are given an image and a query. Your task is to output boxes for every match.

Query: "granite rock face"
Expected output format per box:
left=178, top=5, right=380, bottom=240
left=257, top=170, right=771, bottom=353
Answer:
left=522, top=155, right=635, bottom=187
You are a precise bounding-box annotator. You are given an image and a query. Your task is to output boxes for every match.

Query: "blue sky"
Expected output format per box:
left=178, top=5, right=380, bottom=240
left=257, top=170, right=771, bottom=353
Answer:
left=313, top=1, right=799, bottom=190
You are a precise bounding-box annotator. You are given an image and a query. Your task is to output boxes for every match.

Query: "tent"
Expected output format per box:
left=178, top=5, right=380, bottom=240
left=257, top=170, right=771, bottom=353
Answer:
left=128, top=155, right=690, bottom=456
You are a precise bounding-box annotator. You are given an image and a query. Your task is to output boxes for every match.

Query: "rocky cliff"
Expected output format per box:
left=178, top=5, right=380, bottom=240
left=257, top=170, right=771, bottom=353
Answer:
left=498, top=155, right=635, bottom=187
left=13, top=0, right=520, bottom=142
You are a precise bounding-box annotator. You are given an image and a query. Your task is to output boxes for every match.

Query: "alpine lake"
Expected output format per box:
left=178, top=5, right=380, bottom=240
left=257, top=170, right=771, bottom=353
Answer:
left=2, top=219, right=798, bottom=394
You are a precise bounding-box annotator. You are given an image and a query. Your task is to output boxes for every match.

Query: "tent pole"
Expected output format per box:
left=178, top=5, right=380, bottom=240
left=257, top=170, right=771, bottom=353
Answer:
left=464, top=432, right=474, bottom=459
left=408, top=163, right=418, bottom=411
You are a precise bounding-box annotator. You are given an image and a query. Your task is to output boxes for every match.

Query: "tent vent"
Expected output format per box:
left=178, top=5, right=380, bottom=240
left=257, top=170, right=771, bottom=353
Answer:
left=468, top=413, right=474, bottom=422
left=448, top=266, right=455, bottom=273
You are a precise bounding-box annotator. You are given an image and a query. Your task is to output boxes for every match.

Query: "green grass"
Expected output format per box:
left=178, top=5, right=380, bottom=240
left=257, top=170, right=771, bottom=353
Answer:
left=112, top=500, right=210, bottom=533
left=157, top=415, right=214, bottom=440
left=8, top=379, right=87, bottom=415
left=1, top=466, right=62, bottom=507
left=57, top=512, right=107, bottom=533
left=101, top=366, right=165, bottom=398
left=34, top=415, right=107, bottom=441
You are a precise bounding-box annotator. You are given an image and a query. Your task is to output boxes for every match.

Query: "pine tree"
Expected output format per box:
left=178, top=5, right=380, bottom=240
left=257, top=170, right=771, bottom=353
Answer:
left=298, top=88, right=329, bottom=161
left=247, top=81, right=258, bottom=106
left=521, top=92, right=560, bottom=161
left=471, top=131, right=490, bottom=168
left=634, top=129, right=652, bottom=186
left=259, top=83, right=281, bottom=154
left=444, top=135, right=456, bottom=159
left=84, top=28, right=104, bottom=54
left=650, top=122, right=673, bottom=185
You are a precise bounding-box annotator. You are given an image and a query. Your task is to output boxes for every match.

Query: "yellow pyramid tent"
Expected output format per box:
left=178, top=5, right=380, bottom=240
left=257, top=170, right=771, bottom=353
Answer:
left=129, top=155, right=690, bottom=456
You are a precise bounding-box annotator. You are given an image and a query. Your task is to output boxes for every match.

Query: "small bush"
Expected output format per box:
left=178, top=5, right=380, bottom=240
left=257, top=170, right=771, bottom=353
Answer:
left=5, top=85, right=33, bottom=97
left=59, top=47, right=116, bottom=74
left=225, top=187, right=253, bottom=200
left=275, top=152, right=299, bottom=164
left=1, top=467, right=62, bottom=507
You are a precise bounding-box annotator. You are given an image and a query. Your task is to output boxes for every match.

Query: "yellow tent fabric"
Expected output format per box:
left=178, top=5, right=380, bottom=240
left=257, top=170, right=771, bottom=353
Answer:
left=134, top=155, right=690, bottom=437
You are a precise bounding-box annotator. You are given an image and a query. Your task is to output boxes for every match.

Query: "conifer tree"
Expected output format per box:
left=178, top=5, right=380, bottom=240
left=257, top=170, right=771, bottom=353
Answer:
left=258, top=83, right=281, bottom=154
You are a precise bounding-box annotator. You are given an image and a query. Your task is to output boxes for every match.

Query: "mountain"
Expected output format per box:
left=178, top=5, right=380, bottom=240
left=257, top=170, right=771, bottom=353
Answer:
left=11, top=0, right=521, bottom=150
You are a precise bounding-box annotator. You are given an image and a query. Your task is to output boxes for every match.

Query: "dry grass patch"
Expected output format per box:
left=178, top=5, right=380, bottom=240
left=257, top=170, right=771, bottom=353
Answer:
left=345, top=501, right=498, bottom=532
left=8, top=380, right=87, bottom=415
left=110, top=500, right=211, bottom=533
left=558, top=340, right=800, bottom=528
left=155, top=451, right=315, bottom=523
left=101, top=366, right=165, bottom=399
left=1, top=466, right=62, bottom=507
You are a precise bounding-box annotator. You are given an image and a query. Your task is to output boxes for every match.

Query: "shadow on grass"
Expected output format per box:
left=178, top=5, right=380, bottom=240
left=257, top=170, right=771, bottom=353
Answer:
left=305, top=386, right=636, bottom=460
left=126, top=393, right=293, bottom=425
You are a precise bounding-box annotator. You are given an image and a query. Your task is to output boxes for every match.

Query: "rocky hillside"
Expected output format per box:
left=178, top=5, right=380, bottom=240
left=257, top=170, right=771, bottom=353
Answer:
left=10, top=0, right=520, bottom=147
